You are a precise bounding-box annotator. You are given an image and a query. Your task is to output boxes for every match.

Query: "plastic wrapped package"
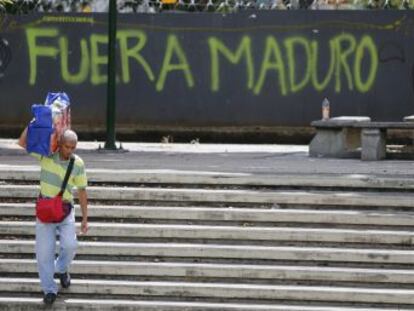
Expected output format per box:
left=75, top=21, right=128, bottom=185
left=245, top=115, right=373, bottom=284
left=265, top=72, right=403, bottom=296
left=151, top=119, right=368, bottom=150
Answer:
left=44, top=92, right=71, bottom=153
left=26, top=105, right=54, bottom=156
left=26, top=92, right=71, bottom=156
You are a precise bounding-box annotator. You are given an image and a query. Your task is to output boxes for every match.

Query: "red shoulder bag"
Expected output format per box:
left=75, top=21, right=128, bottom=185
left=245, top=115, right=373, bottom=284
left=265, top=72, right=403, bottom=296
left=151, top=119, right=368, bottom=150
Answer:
left=36, top=157, right=74, bottom=223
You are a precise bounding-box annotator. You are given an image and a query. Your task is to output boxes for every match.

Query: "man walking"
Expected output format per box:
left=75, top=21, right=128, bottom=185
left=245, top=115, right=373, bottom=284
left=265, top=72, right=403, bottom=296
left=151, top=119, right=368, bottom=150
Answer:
left=18, top=128, right=88, bottom=305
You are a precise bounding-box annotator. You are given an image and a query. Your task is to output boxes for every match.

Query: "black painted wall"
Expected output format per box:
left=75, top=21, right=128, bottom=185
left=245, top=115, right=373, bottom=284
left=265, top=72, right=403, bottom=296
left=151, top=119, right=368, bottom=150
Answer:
left=0, top=12, right=413, bottom=140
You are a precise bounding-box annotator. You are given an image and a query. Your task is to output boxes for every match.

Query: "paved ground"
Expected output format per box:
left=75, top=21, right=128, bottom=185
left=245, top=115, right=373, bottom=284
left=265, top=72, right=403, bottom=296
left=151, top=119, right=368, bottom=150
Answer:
left=1, top=139, right=414, bottom=178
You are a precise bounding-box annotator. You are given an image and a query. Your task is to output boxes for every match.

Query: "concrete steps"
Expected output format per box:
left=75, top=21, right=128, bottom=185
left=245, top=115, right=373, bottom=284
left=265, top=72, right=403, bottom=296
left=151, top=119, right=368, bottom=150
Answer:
left=1, top=240, right=413, bottom=264
left=1, top=278, right=414, bottom=304
left=1, top=166, right=414, bottom=189
left=2, top=259, right=414, bottom=284
left=0, top=169, right=414, bottom=309
left=0, top=297, right=406, bottom=311
left=2, top=203, right=414, bottom=226
left=2, top=184, right=414, bottom=207
left=1, top=221, right=414, bottom=244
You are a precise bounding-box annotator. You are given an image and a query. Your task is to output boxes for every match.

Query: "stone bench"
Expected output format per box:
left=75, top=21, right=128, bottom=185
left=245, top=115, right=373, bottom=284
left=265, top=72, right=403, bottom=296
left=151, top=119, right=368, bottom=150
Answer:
left=309, top=116, right=371, bottom=159
left=310, top=117, right=414, bottom=161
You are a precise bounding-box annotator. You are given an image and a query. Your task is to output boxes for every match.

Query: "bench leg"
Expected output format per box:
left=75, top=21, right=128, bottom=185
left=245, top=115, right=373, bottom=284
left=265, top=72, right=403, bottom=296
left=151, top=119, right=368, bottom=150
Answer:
left=309, top=128, right=360, bottom=158
left=361, top=129, right=386, bottom=161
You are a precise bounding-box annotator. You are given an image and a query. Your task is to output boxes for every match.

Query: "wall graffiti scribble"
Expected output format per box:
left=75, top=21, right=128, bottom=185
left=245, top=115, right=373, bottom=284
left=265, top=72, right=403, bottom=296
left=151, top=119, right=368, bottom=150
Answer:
left=0, top=36, right=11, bottom=79
left=378, top=42, right=405, bottom=63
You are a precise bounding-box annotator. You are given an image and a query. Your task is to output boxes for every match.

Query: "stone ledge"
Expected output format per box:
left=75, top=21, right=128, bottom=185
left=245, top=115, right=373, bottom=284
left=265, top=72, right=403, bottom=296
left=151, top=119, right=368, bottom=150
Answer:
left=311, top=116, right=371, bottom=128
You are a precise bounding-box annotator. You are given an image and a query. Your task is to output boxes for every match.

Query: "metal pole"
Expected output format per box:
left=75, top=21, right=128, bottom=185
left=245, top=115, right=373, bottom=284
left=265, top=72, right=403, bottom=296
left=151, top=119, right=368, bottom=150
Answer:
left=104, top=0, right=117, bottom=149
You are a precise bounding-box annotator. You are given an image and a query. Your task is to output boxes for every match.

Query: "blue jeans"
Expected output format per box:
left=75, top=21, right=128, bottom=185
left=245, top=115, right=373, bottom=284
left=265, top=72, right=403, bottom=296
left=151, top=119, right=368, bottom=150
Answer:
left=35, top=209, right=77, bottom=294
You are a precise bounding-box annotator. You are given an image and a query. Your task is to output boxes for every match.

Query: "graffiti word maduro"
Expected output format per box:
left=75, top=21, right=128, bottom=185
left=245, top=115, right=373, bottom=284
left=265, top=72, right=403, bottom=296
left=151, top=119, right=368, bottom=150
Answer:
left=26, top=28, right=378, bottom=94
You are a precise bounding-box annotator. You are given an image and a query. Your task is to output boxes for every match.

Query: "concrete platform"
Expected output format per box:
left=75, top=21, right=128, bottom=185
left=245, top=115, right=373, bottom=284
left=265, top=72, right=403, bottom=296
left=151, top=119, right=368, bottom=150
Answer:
left=1, top=139, right=414, bottom=179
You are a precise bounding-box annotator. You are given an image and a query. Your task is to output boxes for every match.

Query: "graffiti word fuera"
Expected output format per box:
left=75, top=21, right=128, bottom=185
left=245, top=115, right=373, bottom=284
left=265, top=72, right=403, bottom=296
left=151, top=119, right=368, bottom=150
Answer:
left=26, top=28, right=378, bottom=94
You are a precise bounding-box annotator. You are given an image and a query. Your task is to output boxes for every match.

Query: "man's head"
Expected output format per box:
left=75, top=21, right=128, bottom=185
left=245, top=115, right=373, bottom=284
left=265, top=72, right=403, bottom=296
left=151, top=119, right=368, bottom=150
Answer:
left=59, top=129, right=78, bottom=160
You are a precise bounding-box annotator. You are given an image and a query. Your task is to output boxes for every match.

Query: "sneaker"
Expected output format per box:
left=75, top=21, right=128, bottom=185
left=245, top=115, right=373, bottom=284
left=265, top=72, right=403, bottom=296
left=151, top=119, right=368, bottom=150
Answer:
left=43, top=292, right=57, bottom=305
left=59, top=272, right=71, bottom=289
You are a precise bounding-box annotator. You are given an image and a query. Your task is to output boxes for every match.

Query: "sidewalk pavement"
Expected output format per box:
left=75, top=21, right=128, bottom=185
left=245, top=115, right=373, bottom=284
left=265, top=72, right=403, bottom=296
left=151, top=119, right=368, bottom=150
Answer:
left=1, top=139, right=414, bottom=178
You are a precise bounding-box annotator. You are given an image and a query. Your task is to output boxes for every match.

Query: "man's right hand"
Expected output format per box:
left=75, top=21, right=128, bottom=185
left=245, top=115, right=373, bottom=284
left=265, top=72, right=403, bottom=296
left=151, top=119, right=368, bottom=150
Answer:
left=17, top=127, right=28, bottom=148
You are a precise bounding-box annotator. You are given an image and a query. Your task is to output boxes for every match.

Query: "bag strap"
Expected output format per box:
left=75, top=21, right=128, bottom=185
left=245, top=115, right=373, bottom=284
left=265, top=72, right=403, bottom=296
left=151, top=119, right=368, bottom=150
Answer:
left=58, top=156, right=75, bottom=196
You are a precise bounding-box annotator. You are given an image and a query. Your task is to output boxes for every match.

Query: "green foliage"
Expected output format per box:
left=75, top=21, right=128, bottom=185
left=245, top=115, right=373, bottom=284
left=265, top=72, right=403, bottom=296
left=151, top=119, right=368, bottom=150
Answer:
left=0, top=0, right=39, bottom=14
left=1, top=0, right=414, bottom=14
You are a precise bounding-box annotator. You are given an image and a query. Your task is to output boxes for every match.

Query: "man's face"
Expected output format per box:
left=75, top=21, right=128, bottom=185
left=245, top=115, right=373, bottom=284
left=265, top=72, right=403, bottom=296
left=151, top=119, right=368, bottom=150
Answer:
left=59, top=140, right=77, bottom=159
